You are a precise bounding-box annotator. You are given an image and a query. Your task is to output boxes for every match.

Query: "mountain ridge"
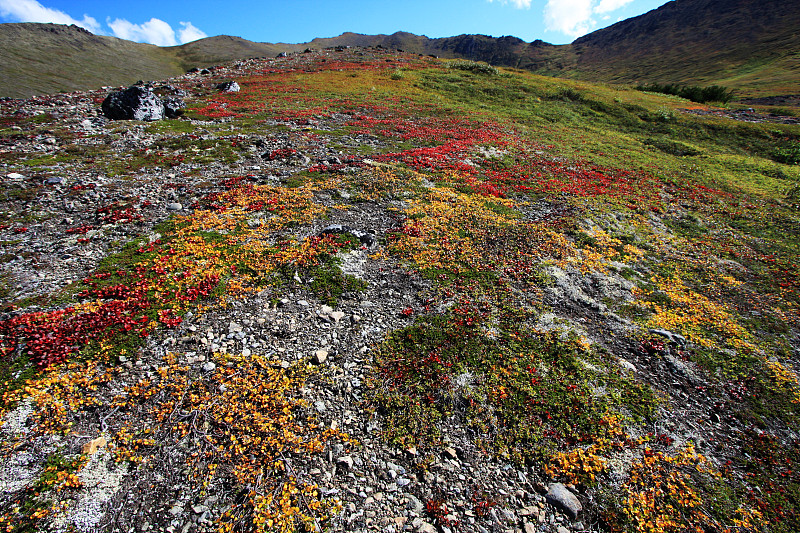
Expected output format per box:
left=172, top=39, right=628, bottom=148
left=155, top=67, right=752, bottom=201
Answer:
left=1, top=0, right=799, bottom=99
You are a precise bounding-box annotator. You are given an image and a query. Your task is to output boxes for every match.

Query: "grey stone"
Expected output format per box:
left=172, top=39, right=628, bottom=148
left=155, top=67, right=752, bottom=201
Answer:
left=386, top=461, right=406, bottom=475
left=665, top=354, right=700, bottom=383
left=649, top=328, right=687, bottom=348
left=417, top=522, right=437, bottom=533
left=545, top=483, right=581, bottom=519
left=102, top=86, right=165, bottom=121
left=406, top=494, right=424, bottom=513
left=167, top=202, right=183, bottom=211
left=201, top=362, right=216, bottom=372
left=217, top=81, right=240, bottom=93
left=337, top=456, right=354, bottom=470
left=163, top=96, right=185, bottom=118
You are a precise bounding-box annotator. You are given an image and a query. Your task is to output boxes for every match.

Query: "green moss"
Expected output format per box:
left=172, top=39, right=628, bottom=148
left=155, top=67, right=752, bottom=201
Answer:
left=368, top=312, right=658, bottom=462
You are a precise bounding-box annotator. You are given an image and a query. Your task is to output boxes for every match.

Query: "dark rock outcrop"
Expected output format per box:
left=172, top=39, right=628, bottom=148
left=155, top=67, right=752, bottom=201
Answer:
left=216, top=81, right=240, bottom=93
left=163, top=96, right=185, bottom=118
left=101, top=86, right=164, bottom=121
left=101, top=86, right=184, bottom=121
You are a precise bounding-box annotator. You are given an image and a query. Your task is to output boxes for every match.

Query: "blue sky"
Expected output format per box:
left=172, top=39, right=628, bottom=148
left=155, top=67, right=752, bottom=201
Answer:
left=0, top=0, right=668, bottom=46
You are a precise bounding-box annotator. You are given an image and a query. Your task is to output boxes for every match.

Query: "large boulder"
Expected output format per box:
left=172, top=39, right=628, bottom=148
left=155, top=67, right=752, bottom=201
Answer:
left=163, top=96, right=186, bottom=118
left=101, top=86, right=165, bottom=121
left=216, top=81, right=240, bottom=93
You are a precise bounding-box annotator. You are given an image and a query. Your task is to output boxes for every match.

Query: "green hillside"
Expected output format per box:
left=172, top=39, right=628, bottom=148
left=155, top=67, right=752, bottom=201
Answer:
left=0, top=23, right=185, bottom=97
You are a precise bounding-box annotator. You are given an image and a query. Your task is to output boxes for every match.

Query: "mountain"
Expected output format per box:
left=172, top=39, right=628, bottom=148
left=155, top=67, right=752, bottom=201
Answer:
left=0, top=23, right=185, bottom=97
left=1, top=0, right=799, bottom=99
left=568, top=0, right=800, bottom=93
left=168, top=35, right=292, bottom=66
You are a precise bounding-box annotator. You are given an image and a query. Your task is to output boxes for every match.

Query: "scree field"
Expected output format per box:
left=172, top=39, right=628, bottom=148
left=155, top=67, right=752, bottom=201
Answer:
left=0, top=48, right=798, bottom=533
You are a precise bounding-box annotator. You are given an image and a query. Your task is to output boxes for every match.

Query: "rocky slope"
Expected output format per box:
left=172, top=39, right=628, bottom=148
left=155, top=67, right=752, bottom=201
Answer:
left=0, top=48, right=798, bottom=533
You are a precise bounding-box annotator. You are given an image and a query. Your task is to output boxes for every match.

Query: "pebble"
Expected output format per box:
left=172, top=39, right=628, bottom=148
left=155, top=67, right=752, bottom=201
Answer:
left=82, top=436, right=107, bottom=455
left=313, top=349, right=329, bottom=364
left=337, top=456, right=354, bottom=470
left=417, top=522, right=437, bottom=533
left=201, top=362, right=216, bottom=372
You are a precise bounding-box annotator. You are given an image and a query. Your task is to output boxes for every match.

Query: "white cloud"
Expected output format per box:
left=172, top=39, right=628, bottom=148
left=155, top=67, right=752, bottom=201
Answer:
left=544, top=0, right=635, bottom=38
left=177, top=21, right=207, bottom=43
left=544, top=0, right=594, bottom=38
left=108, top=17, right=207, bottom=46
left=0, top=0, right=209, bottom=47
left=108, top=17, right=180, bottom=46
left=0, top=0, right=100, bottom=33
left=487, top=0, right=533, bottom=9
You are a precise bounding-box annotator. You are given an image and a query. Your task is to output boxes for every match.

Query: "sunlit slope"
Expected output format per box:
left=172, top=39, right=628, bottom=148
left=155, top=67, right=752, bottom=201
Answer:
left=0, top=23, right=184, bottom=98
left=0, top=50, right=798, bottom=532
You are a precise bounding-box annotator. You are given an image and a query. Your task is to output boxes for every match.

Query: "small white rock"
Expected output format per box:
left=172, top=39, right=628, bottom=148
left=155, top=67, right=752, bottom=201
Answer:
left=313, top=349, right=329, bottom=364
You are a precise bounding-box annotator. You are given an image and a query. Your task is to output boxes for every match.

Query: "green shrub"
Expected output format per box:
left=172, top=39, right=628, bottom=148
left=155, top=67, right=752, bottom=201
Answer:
left=448, top=60, right=498, bottom=75
left=772, top=141, right=800, bottom=165
left=636, top=83, right=736, bottom=104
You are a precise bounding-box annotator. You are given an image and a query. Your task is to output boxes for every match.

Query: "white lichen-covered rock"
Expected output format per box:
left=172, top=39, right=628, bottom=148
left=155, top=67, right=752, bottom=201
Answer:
left=50, top=449, right=128, bottom=532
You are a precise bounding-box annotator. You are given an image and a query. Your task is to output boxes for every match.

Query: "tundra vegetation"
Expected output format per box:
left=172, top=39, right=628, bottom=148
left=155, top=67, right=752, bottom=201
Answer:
left=0, top=50, right=798, bottom=533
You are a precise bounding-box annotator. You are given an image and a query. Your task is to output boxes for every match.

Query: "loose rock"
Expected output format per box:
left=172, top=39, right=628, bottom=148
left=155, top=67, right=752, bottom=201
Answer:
left=545, top=483, right=582, bottom=520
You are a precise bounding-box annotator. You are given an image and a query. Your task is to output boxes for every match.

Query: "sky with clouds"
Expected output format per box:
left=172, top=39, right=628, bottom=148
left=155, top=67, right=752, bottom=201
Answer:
left=0, top=0, right=668, bottom=46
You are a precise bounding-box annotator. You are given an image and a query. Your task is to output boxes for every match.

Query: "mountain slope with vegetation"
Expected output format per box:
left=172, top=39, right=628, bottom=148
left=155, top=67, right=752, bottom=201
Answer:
left=0, top=23, right=186, bottom=98
left=2, top=0, right=799, bottom=100
left=569, top=0, right=800, bottom=95
left=0, top=47, right=798, bottom=533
